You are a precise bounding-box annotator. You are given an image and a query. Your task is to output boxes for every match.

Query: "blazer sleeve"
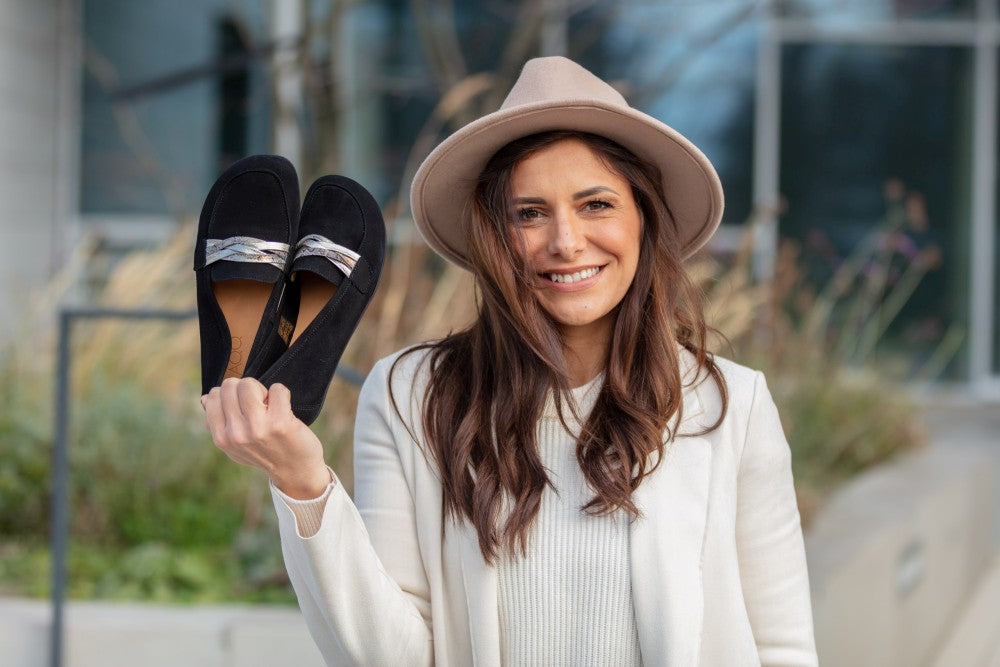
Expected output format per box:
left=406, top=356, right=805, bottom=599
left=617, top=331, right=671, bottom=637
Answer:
left=271, top=357, right=433, bottom=666
left=736, top=371, right=818, bottom=667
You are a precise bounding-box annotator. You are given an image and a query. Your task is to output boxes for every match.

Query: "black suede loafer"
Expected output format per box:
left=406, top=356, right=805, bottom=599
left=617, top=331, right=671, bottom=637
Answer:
left=194, top=155, right=300, bottom=394
left=259, top=175, right=385, bottom=424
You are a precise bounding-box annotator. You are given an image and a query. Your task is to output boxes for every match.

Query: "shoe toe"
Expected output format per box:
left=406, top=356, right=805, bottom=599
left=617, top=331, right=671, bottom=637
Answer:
left=294, top=175, right=385, bottom=293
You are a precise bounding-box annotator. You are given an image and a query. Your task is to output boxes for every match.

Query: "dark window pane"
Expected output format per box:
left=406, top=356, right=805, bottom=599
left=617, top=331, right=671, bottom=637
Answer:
left=780, top=44, right=972, bottom=378
left=780, top=0, right=975, bottom=21
left=80, top=0, right=270, bottom=217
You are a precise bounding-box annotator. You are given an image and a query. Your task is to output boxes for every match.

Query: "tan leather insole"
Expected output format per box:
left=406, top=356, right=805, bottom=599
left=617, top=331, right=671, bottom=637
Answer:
left=214, top=280, right=272, bottom=379
left=291, top=272, right=337, bottom=345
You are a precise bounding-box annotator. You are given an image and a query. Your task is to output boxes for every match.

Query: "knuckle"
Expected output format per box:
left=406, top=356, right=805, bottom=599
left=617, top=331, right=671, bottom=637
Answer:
left=224, top=424, right=248, bottom=446
left=272, top=416, right=293, bottom=438
left=247, top=420, right=270, bottom=443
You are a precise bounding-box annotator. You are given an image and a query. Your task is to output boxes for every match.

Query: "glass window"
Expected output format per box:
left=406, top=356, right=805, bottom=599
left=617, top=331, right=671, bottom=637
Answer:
left=780, top=44, right=973, bottom=378
left=80, top=0, right=270, bottom=217
left=780, top=0, right=975, bottom=21
left=359, top=0, right=756, bottom=223
left=600, top=2, right=757, bottom=225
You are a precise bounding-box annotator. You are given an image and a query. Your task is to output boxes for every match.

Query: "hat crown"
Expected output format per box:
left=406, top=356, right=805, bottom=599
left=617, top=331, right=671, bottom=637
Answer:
left=500, top=56, right=628, bottom=111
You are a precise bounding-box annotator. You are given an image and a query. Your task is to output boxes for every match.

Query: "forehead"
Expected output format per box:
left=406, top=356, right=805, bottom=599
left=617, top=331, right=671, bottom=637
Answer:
left=510, top=138, right=626, bottom=191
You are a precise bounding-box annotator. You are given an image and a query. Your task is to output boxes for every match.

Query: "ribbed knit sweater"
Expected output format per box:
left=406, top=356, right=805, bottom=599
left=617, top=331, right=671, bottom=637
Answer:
left=278, top=374, right=642, bottom=666
left=496, top=375, right=641, bottom=666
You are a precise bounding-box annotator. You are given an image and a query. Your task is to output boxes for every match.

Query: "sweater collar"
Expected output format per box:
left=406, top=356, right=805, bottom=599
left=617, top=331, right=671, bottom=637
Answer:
left=538, top=347, right=709, bottom=429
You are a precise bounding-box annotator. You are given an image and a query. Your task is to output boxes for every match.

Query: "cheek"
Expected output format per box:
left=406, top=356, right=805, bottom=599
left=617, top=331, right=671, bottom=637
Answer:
left=517, top=229, right=548, bottom=266
left=612, top=226, right=642, bottom=265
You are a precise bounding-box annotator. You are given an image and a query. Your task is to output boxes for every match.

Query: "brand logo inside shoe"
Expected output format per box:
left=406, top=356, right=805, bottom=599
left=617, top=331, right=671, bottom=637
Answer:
left=278, top=317, right=294, bottom=344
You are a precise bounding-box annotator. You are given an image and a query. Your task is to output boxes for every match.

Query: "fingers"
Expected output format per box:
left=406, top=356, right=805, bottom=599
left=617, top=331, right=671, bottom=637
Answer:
left=266, top=382, right=293, bottom=416
left=200, top=379, right=318, bottom=478
left=204, top=378, right=257, bottom=466
left=237, top=377, right=268, bottom=421
left=202, top=386, right=227, bottom=447
left=220, top=377, right=244, bottom=425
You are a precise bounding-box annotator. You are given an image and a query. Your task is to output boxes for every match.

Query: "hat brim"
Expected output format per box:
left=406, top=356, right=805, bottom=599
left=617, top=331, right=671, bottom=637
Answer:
left=410, top=99, right=725, bottom=271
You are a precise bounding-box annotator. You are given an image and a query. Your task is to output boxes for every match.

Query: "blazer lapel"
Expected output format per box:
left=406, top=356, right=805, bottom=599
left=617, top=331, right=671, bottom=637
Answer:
left=630, top=376, right=713, bottom=666
left=457, top=520, right=502, bottom=666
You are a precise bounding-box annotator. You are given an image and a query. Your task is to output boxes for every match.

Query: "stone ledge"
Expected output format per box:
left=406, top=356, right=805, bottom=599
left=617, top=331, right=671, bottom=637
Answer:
left=806, top=445, right=997, bottom=666
left=0, top=597, right=324, bottom=667
left=930, top=551, right=1000, bottom=666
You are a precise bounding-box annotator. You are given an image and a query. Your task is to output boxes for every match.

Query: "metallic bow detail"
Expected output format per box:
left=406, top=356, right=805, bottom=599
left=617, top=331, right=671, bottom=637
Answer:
left=294, top=234, right=360, bottom=278
left=205, top=236, right=289, bottom=270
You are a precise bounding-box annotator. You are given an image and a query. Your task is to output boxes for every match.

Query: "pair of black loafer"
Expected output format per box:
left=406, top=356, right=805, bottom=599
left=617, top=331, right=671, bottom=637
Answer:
left=194, top=154, right=385, bottom=425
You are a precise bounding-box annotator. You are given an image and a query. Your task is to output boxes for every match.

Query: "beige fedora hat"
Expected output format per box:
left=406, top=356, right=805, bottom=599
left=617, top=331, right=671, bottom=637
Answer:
left=410, top=56, right=725, bottom=271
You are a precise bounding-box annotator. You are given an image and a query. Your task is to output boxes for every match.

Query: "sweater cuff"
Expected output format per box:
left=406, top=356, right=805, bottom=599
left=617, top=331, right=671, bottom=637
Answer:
left=270, top=467, right=336, bottom=538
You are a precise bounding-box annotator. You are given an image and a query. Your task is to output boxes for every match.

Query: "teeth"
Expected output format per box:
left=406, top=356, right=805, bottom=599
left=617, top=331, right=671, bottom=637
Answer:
left=547, top=267, right=600, bottom=284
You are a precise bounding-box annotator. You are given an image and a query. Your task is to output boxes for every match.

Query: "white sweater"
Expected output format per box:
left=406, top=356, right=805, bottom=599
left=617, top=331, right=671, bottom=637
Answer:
left=277, top=374, right=643, bottom=666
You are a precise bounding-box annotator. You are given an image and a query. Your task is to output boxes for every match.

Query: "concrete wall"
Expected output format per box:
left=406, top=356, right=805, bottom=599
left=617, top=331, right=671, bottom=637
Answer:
left=0, top=0, right=78, bottom=340
left=0, top=597, right=325, bottom=667
left=806, top=445, right=998, bottom=666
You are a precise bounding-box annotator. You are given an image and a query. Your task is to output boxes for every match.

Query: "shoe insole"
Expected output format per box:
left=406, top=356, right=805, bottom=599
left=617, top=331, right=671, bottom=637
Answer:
left=213, top=280, right=272, bottom=379
left=291, top=272, right=337, bottom=345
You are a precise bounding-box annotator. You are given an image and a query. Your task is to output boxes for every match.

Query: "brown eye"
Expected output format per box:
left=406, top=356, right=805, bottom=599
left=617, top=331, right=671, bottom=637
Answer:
left=584, top=199, right=612, bottom=211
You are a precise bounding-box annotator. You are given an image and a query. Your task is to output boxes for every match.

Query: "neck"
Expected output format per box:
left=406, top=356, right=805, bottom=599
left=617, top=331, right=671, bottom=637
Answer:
left=559, top=322, right=611, bottom=388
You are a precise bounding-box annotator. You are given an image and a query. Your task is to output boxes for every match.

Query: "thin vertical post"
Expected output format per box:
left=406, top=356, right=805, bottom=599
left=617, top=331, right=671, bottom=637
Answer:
left=969, top=0, right=998, bottom=386
left=540, top=0, right=568, bottom=57
left=50, top=311, right=72, bottom=667
left=270, top=0, right=304, bottom=163
left=753, top=0, right=782, bottom=284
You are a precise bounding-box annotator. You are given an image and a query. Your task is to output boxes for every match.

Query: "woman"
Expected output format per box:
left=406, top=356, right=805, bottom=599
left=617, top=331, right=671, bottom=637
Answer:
left=203, top=56, right=817, bottom=665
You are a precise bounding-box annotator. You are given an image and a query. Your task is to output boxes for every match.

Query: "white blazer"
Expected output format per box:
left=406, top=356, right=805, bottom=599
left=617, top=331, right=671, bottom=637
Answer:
left=272, top=348, right=818, bottom=666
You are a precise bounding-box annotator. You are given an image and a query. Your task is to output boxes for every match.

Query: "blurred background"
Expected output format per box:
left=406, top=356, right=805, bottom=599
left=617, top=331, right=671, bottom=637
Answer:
left=1, top=0, right=998, bottom=665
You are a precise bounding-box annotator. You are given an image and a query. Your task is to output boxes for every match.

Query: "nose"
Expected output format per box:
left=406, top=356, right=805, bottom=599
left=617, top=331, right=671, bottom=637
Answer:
left=547, top=209, right=586, bottom=259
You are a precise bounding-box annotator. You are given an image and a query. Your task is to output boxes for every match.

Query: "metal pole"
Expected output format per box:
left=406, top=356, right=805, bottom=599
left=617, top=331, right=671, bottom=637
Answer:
left=540, top=0, right=568, bottom=57
left=49, top=310, right=72, bottom=667
left=270, top=0, right=304, bottom=164
left=969, top=0, right=999, bottom=387
left=752, top=0, right=781, bottom=284
left=47, top=305, right=364, bottom=665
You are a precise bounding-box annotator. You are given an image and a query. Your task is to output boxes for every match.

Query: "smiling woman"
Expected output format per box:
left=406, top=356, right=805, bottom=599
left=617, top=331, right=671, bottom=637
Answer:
left=203, top=56, right=818, bottom=666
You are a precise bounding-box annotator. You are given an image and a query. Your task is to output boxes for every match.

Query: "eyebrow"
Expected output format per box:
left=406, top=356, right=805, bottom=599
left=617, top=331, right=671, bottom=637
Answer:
left=573, top=186, right=620, bottom=199
left=513, top=186, right=620, bottom=205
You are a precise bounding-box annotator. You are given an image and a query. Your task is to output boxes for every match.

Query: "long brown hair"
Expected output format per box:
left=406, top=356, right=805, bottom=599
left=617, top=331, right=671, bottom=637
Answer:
left=394, top=130, right=727, bottom=563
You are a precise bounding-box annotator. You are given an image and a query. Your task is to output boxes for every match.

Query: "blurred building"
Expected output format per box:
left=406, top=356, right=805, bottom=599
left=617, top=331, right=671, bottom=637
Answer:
left=2, top=0, right=997, bottom=390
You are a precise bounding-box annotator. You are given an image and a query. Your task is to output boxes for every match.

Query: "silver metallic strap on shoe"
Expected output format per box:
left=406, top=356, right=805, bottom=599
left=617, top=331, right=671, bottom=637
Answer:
left=295, top=234, right=360, bottom=278
left=205, top=236, right=289, bottom=269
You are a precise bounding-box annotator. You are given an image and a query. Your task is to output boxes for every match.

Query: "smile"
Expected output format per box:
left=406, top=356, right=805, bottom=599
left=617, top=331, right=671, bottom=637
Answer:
left=545, top=266, right=602, bottom=284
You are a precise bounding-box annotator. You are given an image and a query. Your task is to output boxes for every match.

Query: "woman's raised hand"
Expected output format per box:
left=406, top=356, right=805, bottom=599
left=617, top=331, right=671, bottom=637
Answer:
left=202, top=378, right=332, bottom=500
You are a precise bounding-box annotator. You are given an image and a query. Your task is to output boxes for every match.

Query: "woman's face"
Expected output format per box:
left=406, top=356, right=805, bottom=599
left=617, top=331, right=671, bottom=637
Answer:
left=510, top=138, right=642, bottom=343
